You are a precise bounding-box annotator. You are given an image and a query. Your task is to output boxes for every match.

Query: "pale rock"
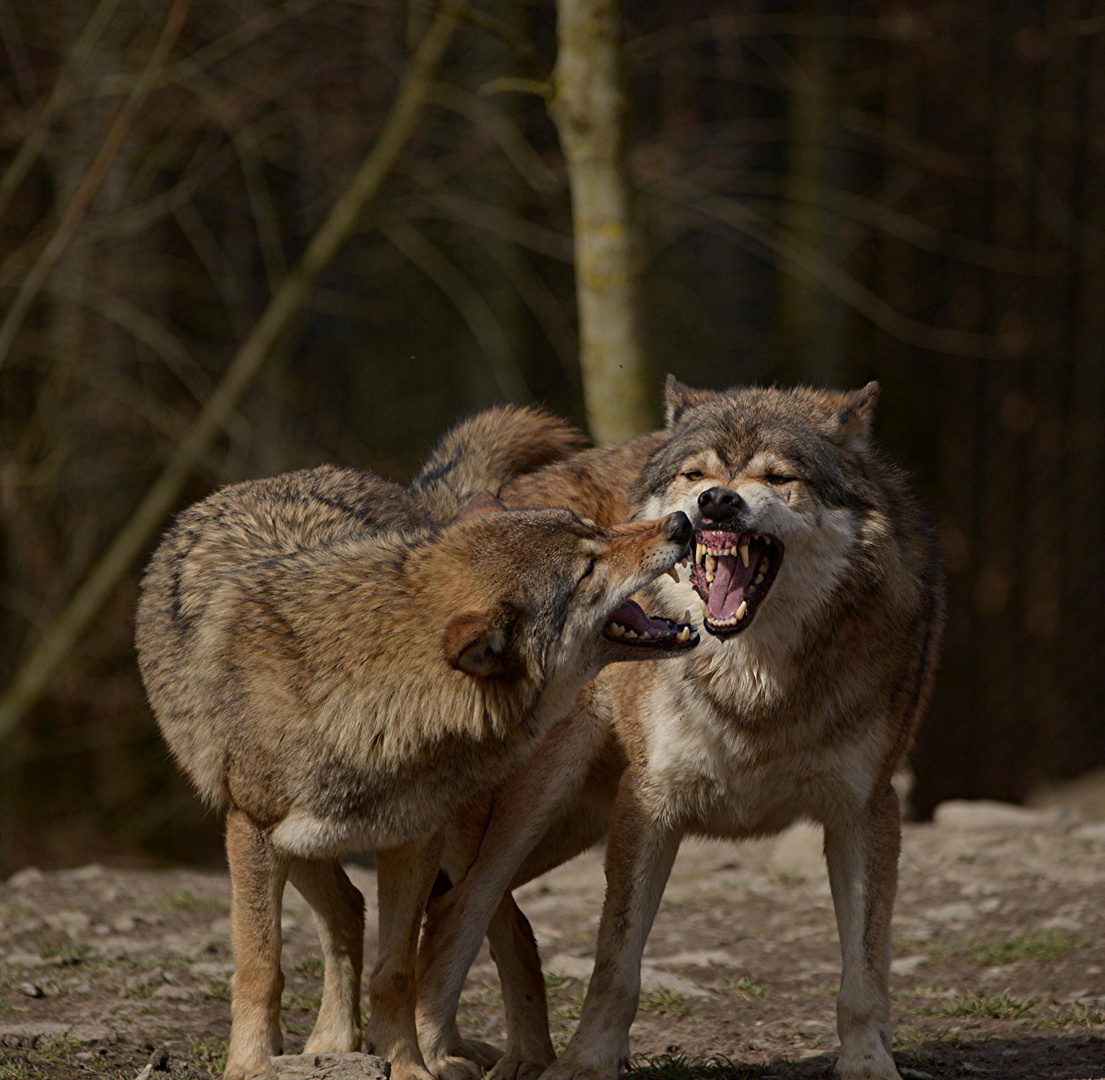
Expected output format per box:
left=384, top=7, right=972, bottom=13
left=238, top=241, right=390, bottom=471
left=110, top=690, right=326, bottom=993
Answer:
left=638, top=967, right=712, bottom=999
left=7, top=867, right=44, bottom=888
left=769, top=823, right=825, bottom=881
left=890, top=954, right=929, bottom=976
left=544, top=954, right=594, bottom=982
left=921, top=901, right=976, bottom=923
left=932, top=800, right=1055, bottom=831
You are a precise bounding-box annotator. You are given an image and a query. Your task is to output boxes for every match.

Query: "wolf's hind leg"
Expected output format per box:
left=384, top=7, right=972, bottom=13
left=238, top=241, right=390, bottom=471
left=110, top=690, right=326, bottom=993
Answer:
left=483, top=895, right=555, bottom=1080
left=288, top=858, right=365, bottom=1054
left=225, top=808, right=289, bottom=1080
left=368, top=833, right=443, bottom=1080
left=824, top=783, right=903, bottom=1080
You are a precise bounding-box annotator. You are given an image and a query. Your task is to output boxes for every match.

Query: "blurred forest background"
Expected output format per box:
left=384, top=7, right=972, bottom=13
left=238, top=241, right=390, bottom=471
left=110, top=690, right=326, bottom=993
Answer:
left=0, top=0, right=1103, bottom=873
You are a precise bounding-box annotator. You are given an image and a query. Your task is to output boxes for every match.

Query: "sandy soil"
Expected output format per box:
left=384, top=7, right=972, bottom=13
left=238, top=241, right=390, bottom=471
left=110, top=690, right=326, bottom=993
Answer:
left=1, top=800, right=1102, bottom=1079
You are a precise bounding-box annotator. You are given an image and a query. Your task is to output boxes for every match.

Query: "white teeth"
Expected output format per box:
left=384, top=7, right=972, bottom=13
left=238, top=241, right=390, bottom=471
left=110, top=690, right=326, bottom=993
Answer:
left=609, top=623, right=625, bottom=637
left=754, top=573, right=765, bottom=585
left=739, top=543, right=750, bottom=568
left=700, top=600, right=710, bottom=618
left=666, top=567, right=680, bottom=583
left=705, top=570, right=715, bottom=584
left=695, top=543, right=704, bottom=564
left=639, top=631, right=651, bottom=640
left=735, top=600, right=748, bottom=620
left=625, top=630, right=638, bottom=639
left=676, top=626, right=691, bottom=642
left=759, top=557, right=769, bottom=573
left=705, top=554, right=717, bottom=573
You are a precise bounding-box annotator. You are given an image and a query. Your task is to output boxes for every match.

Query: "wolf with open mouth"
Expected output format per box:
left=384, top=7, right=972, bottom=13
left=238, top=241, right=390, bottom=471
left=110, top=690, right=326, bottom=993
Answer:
left=416, top=379, right=946, bottom=1080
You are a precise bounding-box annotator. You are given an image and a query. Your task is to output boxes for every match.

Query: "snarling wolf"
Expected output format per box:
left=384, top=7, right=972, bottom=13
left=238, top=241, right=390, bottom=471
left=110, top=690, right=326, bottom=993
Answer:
left=416, top=380, right=946, bottom=1080
left=134, top=405, right=699, bottom=1080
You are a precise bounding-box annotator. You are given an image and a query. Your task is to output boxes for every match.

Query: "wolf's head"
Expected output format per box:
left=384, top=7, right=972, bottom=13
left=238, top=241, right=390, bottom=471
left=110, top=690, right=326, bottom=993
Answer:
left=426, top=499, right=699, bottom=694
left=632, top=376, right=883, bottom=641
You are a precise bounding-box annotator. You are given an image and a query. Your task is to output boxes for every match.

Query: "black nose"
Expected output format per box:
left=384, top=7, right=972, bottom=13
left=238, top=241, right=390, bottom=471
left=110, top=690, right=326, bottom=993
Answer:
left=697, top=486, right=744, bottom=521
left=666, top=511, right=693, bottom=547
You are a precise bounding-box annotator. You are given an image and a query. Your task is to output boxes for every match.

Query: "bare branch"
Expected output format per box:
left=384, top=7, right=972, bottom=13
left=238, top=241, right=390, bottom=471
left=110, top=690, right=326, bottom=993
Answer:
left=0, top=0, right=466, bottom=744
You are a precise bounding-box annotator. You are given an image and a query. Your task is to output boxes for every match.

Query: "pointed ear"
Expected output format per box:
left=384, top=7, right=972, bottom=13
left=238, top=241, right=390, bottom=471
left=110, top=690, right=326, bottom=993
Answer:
left=457, top=491, right=507, bottom=521
left=442, top=612, right=511, bottom=677
left=664, top=374, right=713, bottom=428
left=834, top=381, right=880, bottom=453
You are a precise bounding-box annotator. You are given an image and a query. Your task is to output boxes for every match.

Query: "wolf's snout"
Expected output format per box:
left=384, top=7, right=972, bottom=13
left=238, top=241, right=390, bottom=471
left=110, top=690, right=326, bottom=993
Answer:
left=666, top=511, right=693, bottom=547
left=698, top=486, right=745, bottom=522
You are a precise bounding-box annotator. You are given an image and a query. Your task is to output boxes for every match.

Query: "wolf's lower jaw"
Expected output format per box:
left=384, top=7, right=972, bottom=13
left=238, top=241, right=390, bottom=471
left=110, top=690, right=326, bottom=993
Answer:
left=690, top=528, right=784, bottom=636
left=603, top=599, right=698, bottom=648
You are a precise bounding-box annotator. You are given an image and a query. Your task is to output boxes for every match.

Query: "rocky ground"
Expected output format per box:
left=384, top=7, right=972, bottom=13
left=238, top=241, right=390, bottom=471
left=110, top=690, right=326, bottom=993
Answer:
left=1, top=800, right=1102, bottom=1080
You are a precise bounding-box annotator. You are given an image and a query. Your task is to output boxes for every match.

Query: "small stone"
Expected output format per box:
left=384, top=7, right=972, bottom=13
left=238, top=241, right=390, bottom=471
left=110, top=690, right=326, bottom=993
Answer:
left=890, top=954, right=929, bottom=976
left=921, top=902, right=976, bottom=923
left=16, top=983, right=43, bottom=999
left=4, top=953, right=46, bottom=969
left=152, top=984, right=194, bottom=1001
left=75, top=1051, right=96, bottom=1062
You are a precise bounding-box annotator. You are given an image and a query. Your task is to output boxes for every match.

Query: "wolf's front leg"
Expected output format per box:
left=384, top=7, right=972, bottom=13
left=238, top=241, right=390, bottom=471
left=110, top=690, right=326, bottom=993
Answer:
left=823, top=783, right=902, bottom=1080
left=369, top=833, right=444, bottom=1080
left=540, top=774, right=680, bottom=1080
left=225, top=808, right=290, bottom=1080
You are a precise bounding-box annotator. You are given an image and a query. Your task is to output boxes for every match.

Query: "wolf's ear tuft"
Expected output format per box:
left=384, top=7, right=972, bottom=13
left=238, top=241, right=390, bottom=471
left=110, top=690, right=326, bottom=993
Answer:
left=664, top=374, right=713, bottom=428
left=835, top=381, right=880, bottom=453
left=443, top=612, right=511, bottom=677
left=457, top=491, right=507, bottom=521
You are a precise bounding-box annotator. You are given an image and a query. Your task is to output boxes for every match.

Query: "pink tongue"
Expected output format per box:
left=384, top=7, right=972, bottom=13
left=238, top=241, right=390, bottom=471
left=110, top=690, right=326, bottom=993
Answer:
left=607, top=599, right=672, bottom=635
left=707, top=555, right=755, bottom=619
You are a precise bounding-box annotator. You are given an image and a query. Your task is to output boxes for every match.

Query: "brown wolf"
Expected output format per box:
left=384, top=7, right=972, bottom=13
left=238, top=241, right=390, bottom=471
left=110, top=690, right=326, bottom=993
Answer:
left=134, top=405, right=698, bottom=1080
left=416, top=380, right=946, bottom=1080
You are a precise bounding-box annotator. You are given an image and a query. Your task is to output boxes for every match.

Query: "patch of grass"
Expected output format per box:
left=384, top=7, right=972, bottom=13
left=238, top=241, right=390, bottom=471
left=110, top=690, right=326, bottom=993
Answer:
left=640, top=985, right=698, bottom=1018
left=206, top=979, right=231, bottom=1002
left=1046, top=1003, right=1105, bottom=1028
left=187, top=1034, right=228, bottom=1077
left=294, top=954, right=324, bottom=978
left=908, top=991, right=1039, bottom=1020
left=36, top=940, right=91, bottom=964
left=544, top=970, right=576, bottom=992
left=155, top=889, right=228, bottom=913
left=626, top=1053, right=771, bottom=1080
left=282, top=986, right=322, bottom=1013
left=553, top=991, right=586, bottom=1022
left=725, top=976, right=768, bottom=1000
left=0, top=1036, right=85, bottom=1080
left=800, top=984, right=837, bottom=998
left=969, top=929, right=1087, bottom=965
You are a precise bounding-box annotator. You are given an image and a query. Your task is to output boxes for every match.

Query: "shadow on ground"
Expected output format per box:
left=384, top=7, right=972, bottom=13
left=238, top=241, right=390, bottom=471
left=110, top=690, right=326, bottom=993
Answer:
left=628, top=1035, right=1105, bottom=1080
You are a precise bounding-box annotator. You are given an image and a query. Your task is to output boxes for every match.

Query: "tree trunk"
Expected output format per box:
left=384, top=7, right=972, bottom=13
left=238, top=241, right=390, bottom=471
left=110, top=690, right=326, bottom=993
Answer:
left=551, top=0, right=653, bottom=443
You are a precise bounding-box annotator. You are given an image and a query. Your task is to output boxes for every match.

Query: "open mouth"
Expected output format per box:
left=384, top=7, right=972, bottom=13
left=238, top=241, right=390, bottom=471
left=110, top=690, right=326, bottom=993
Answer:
left=690, top=530, right=784, bottom=637
left=603, top=599, right=698, bottom=650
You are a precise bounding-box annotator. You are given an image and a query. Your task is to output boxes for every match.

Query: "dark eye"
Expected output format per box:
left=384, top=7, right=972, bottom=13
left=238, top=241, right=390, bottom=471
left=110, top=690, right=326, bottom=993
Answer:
left=683, top=470, right=703, bottom=482
left=578, top=557, right=597, bottom=583
left=765, top=473, right=798, bottom=485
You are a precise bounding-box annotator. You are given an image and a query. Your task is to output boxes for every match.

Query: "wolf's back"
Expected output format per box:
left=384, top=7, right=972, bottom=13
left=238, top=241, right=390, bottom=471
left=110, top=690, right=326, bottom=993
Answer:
left=409, top=404, right=585, bottom=522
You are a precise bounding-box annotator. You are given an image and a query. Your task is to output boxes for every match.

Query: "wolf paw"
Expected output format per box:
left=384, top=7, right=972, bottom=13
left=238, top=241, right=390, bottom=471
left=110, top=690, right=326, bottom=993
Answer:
left=486, top=1048, right=555, bottom=1080
left=833, top=1045, right=902, bottom=1080
left=425, top=1055, right=484, bottom=1080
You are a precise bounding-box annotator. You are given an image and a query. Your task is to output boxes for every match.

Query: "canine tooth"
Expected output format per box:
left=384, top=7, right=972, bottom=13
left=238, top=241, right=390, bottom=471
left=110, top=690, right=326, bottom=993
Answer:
left=666, top=566, right=680, bottom=583
left=700, top=601, right=709, bottom=618
left=695, top=543, right=704, bottom=564
left=682, top=609, right=691, bottom=624
left=735, top=600, right=748, bottom=620
left=677, top=626, right=691, bottom=642
left=754, top=573, right=765, bottom=585
left=625, top=630, right=638, bottom=639
left=705, top=570, right=715, bottom=584
left=763, top=536, right=771, bottom=544
left=739, top=543, right=750, bottom=567
left=705, top=554, right=717, bottom=573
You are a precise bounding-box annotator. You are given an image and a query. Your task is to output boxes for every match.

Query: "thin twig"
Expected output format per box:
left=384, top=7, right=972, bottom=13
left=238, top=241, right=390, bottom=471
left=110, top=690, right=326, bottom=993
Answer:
left=0, top=0, right=467, bottom=744
left=0, top=0, right=191, bottom=375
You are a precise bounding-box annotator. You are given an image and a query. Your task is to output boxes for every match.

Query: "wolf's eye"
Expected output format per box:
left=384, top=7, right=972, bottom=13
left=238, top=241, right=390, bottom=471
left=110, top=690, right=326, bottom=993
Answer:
left=578, top=557, right=597, bottom=583
left=683, top=470, right=704, bottom=482
left=764, top=473, right=798, bottom=485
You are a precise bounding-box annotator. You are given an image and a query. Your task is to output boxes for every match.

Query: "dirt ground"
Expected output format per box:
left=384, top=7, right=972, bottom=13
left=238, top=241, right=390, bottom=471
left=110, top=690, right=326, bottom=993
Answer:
left=1, top=799, right=1102, bottom=1080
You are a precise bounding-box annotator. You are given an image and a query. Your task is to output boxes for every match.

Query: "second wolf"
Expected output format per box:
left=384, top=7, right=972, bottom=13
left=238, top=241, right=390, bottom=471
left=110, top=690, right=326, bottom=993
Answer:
left=134, top=405, right=699, bottom=1080
left=417, top=380, right=946, bottom=1080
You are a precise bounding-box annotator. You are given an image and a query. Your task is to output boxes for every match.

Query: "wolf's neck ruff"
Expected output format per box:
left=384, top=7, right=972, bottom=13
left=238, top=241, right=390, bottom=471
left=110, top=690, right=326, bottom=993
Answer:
left=691, top=529, right=783, bottom=634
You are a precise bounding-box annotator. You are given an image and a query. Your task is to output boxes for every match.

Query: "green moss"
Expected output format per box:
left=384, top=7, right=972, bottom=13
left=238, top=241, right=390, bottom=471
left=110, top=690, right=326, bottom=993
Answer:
left=639, top=985, right=697, bottom=1018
